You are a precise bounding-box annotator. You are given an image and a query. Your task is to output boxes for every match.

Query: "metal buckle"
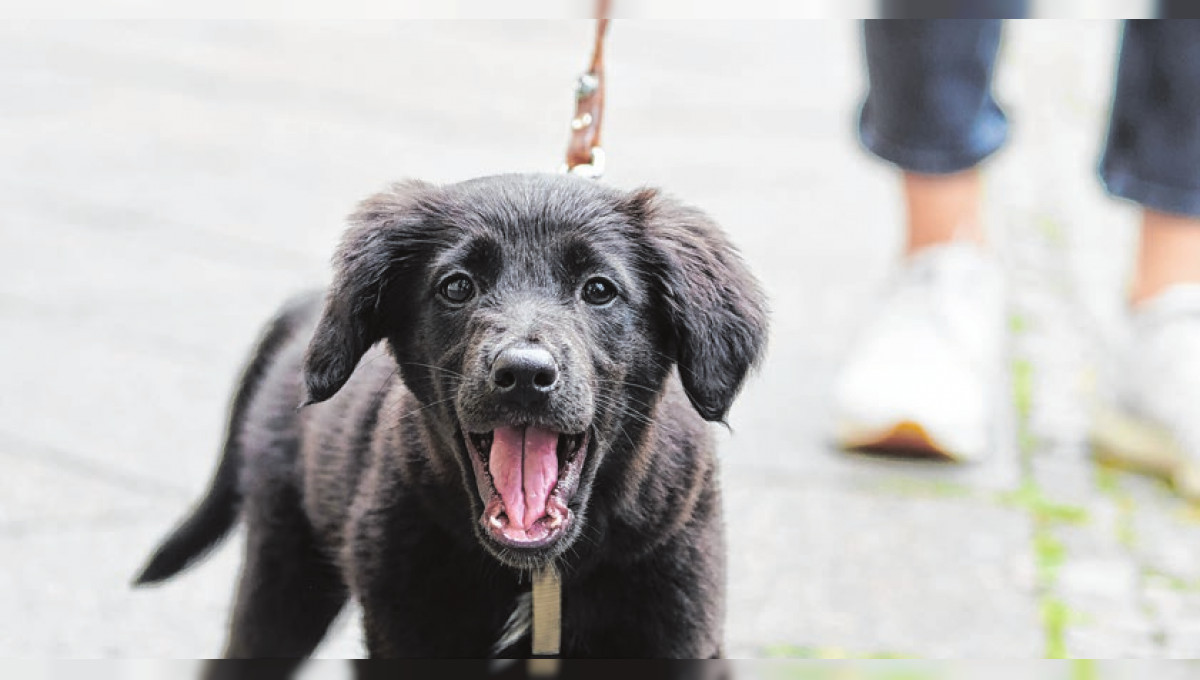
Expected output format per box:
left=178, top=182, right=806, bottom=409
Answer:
left=575, top=72, right=600, bottom=99
left=560, top=146, right=605, bottom=179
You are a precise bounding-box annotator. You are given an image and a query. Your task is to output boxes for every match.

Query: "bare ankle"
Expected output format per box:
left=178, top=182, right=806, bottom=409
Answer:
left=1132, top=209, right=1200, bottom=306
left=903, top=169, right=986, bottom=257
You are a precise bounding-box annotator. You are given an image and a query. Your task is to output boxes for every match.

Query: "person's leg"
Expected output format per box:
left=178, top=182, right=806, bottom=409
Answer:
left=834, top=19, right=1016, bottom=462
left=860, top=19, right=1008, bottom=177
left=877, top=0, right=1028, bottom=19
left=1159, top=0, right=1200, bottom=19
left=1100, top=20, right=1200, bottom=303
left=1093, top=20, right=1200, bottom=498
left=859, top=19, right=1006, bottom=256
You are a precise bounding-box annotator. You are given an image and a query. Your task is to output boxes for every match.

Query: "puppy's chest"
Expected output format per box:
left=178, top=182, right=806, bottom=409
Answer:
left=492, top=578, right=698, bottom=658
left=491, top=578, right=630, bottom=657
left=349, top=540, right=674, bottom=657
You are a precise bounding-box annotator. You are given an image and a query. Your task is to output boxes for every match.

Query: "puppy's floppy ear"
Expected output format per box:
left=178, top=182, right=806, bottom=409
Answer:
left=624, top=188, right=769, bottom=422
left=303, top=180, right=441, bottom=405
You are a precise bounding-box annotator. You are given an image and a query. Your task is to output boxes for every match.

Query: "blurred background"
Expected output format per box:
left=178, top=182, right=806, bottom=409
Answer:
left=2, top=18, right=1200, bottom=664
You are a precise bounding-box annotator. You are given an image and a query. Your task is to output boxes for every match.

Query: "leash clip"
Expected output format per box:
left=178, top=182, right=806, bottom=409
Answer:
left=575, top=72, right=600, bottom=99
left=560, top=146, right=605, bottom=179
left=562, top=12, right=608, bottom=180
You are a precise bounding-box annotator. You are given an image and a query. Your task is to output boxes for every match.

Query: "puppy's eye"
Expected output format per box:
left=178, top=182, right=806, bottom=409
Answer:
left=581, top=277, right=618, bottom=306
left=438, top=274, right=475, bottom=304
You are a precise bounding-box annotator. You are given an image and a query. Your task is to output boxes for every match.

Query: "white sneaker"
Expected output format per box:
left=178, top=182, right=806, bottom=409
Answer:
left=1091, top=284, right=1200, bottom=500
left=832, top=242, right=1006, bottom=462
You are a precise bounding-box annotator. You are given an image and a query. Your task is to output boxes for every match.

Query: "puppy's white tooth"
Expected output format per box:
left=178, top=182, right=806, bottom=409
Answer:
left=490, top=515, right=504, bottom=529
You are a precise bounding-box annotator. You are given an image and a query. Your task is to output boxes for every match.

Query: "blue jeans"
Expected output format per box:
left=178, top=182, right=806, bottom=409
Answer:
left=860, top=19, right=1200, bottom=217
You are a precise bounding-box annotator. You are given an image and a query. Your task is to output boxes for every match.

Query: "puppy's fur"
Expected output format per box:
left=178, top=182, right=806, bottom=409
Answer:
left=134, top=174, right=767, bottom=669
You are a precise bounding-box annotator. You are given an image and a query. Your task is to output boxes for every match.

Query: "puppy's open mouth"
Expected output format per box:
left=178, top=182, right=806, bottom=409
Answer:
left=466, top=426, right=588, bottom=549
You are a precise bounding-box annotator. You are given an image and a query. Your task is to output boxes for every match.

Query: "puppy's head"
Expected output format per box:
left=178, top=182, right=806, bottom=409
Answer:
left=303, top=174, right=767, bottom=569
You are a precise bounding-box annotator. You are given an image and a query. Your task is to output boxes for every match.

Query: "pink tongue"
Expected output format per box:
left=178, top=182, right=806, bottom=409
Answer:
left=488, top=426, right=560, bottom=530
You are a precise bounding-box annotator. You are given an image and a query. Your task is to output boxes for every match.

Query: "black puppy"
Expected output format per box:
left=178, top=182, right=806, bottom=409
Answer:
left=134, top=174, right=767, bottom=669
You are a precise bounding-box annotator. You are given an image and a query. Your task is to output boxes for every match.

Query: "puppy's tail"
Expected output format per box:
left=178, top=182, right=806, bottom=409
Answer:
left=132, top=294, right=317, bottom=586
left=131, top=436, right=242, bottom=586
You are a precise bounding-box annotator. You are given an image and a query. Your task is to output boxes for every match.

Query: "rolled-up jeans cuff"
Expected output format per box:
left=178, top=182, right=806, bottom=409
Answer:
left=1101, top=165, right=1200, bottom=218
left=859, top=116, right=1007, bottom=174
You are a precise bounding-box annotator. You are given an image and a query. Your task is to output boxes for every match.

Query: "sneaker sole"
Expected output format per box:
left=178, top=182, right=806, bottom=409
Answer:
left=837, top=420, right=965, bottom=463
left=1091, top=406, right=1200, bottom=502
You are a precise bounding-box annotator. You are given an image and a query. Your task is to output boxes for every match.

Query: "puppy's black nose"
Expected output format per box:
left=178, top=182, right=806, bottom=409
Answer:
left=492, top=346, right=558, bottom=403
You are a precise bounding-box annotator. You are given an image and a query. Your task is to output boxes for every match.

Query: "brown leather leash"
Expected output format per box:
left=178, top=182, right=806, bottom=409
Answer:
left=562, top=0, right=610, bottom=178
left=528, top=4, right=611, bottom=674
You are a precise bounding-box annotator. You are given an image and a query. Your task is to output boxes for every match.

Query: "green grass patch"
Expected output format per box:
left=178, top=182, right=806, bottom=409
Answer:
left=761, top=644, right=821, bottom=658
left=1036, top=216, right=1067, bottom=246
left=1093, top=466, right=1140, bottom=548
left=1070, top=659, right=1098, bottom=680
left=1033, top=528, right=1067, bottom=583
left=999, top=479, right=1088, bottom=658
left=1094, top=466, right=1121, bottom=495
left=1115, top=495, right=1137, bottom=549
left=997, top=481, right=1090, bottom=526
left=1041, top=597, right=1070, bottom=658
left=1017, top=429, right=1039, bottom=457
left=1012, top=358, right=1035, bottom=421
left=1009, top=313, right=1030, bottom=335
left=1144, top=569, right=1199, bottom=593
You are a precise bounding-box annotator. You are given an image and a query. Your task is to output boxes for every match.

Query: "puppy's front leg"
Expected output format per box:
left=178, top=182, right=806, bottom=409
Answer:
left=211, top=489, right=347, bottom=677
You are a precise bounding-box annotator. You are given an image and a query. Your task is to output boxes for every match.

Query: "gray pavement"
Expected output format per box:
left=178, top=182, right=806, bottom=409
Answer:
left=2, top=20, right=1199, bottom=661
